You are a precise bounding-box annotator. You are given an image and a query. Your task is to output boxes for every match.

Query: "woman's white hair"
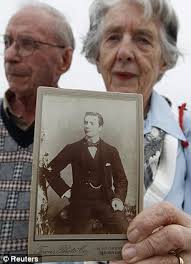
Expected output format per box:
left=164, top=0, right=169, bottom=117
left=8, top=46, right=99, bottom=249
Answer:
left=82, top=0, right=180, bottom=72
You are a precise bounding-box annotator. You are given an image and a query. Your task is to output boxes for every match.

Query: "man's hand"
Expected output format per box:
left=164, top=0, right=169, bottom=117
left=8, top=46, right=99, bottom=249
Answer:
left=61, top=189, right=71, bottom=199
left=111, top=202, right=191, bottom=263
left=112, top=198, right=124, bottom=211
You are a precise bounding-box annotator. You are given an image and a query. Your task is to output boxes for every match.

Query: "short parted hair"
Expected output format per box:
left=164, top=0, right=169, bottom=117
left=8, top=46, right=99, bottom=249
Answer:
left=15, top=3, right=75, bottom=49
left=84, top=112, right=104, bottom=127
left=82, top=0, right=180, bottom=71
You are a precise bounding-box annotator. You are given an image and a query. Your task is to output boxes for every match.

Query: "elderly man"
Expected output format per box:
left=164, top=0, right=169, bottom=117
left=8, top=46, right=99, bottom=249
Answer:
left=45, top=111, right=128, bottom=234
left=0, top=3, right=74, bottom=258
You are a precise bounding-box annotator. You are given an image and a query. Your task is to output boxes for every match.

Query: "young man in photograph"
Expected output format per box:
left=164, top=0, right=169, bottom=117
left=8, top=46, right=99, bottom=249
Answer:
left=45, top=112, right=128, bottom=234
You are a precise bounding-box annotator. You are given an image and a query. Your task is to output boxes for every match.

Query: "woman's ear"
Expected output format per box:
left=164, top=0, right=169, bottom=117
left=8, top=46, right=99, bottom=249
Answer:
left=157, top=58, right=168, bottom=81
left=159, top=57, right=168, bottom=75
left=96, top=56, right=101, bottom=74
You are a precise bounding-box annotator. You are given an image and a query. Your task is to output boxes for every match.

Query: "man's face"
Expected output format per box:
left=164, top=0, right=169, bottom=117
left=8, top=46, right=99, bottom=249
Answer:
left=84, top=115, right=102, bottom=139
left=4, top=8, right=72, bottom=98
left=96, top=1, right=166, bottom=111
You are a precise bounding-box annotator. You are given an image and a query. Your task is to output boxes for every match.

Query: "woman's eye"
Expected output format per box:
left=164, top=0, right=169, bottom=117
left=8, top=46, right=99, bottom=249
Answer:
left=107, top=34, right=120, bottom=42
left=136, top=36, right=151, bottom=45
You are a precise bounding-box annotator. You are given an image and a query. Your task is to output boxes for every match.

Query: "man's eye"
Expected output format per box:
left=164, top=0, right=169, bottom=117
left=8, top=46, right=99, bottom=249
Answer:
left=4, top=37, right=12, bottom=49
left=20, top=38, right=35, bottom=50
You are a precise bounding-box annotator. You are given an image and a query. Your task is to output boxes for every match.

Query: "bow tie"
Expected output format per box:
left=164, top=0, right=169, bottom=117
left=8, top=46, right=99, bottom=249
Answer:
left=86, top=141, right=99, bottom=147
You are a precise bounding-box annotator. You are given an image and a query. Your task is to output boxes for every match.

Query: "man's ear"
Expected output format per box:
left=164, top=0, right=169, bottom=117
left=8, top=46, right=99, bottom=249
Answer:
left=59, top=47, right=73, bottom=74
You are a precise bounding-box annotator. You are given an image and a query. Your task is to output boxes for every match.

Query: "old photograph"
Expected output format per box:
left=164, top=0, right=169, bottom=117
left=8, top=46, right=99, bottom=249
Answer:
left=29, top=87, right=143, bottom=262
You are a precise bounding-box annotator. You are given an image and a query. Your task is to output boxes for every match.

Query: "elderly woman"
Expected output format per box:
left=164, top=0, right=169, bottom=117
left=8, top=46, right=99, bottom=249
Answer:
left=82, top=0, right=191, bottom=263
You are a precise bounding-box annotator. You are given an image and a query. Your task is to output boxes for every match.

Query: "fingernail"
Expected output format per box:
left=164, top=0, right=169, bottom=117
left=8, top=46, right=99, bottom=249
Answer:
left=123, top=247, right=137, bottom=260
left=127, top=228, right=140, bottom=242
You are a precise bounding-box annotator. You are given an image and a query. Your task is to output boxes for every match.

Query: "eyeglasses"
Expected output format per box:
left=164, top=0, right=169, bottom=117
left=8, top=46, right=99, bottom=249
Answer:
left=1, top=34, right=65, bottom=57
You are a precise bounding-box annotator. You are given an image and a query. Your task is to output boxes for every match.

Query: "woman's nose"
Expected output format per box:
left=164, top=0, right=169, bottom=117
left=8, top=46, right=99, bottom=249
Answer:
left=116, top=36, right=135, bottom=63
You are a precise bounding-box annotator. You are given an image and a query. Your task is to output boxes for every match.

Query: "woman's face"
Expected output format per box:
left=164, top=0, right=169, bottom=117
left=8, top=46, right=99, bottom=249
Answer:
left=96, top=1, right=166, bottom=111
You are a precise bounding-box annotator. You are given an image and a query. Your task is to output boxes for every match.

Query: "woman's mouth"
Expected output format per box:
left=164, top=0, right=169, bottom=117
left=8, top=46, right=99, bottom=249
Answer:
left=114, top=72, right=137, bottom=80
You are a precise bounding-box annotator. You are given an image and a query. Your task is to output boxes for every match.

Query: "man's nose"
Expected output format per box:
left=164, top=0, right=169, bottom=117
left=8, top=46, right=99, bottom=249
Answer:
left=86, top=122, right=91, bottom=128
left=4, top=42, right=21, bottom=62
left=116, top=36, right=135, bottom=63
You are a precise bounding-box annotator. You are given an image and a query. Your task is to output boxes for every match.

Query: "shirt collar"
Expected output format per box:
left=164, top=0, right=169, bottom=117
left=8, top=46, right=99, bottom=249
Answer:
left=144, top=90, right=186, bottom=141
left=84, top=137, right=100, bottom=145
left=3, top=90, right=31, bottom=131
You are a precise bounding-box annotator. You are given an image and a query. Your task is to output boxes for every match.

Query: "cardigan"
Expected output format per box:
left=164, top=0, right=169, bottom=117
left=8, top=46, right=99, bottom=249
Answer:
left=0, top=99, right=34, bottom=257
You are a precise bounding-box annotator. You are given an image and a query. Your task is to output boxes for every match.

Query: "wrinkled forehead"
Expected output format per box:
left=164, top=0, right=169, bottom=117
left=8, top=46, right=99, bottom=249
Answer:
left=8, top=7, right=52, bottom=25
left=6, top=7, right=56, bottom=39
left=104, top=0, right=152, bottom=19
left=105, top=1, right=146, bottom=26
left=101, top=1, right=159, bottom=37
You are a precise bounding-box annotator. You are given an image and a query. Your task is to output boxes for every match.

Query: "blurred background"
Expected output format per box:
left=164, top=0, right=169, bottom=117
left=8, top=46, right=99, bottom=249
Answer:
left=0, top=0, right=191, bottom=105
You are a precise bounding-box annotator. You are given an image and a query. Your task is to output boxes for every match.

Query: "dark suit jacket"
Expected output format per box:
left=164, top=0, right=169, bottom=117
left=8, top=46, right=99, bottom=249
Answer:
left=44, top=138, right=128, bottom=203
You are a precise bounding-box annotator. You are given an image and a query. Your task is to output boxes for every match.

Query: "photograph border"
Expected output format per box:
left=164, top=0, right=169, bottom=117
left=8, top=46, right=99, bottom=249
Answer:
left=28, top=87, right=144, bottom=262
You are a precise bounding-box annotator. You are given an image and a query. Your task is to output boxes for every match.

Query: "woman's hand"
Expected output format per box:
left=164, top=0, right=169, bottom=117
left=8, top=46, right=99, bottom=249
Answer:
left=113, top=202, right=191, bottom=263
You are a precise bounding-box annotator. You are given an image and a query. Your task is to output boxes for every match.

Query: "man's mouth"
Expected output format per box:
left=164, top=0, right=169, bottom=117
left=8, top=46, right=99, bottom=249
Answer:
left=5, top=65, right=30, bottom=77
left=7, top=71, right=28, bottom=77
